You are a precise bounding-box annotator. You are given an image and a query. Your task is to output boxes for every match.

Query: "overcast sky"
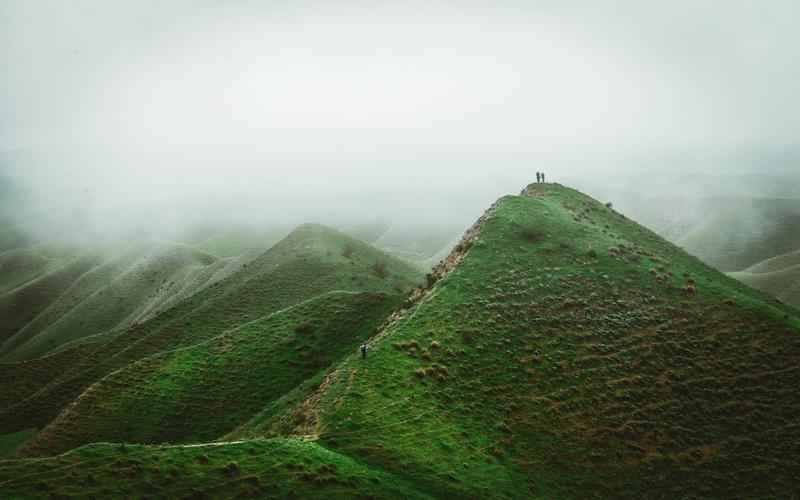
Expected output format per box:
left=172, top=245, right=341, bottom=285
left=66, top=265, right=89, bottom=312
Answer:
left=1, top=1, right=798, bottom=239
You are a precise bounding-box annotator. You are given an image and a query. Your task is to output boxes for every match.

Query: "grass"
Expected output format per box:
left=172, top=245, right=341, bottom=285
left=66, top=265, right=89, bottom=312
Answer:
left=0, top=241, right=241, bottom=362
left=729, top=251, right=800, bottom=308
left=268, top=183, right=800, bottom=499
left=0, top=224, right=422, bottom=441
left=3, top=184, right=800, bottom=498
left=21, top=291, right=403, bottom=456
left=0, top=438, right=432, bottom=499
left=0, top=429, right=35, bottom=458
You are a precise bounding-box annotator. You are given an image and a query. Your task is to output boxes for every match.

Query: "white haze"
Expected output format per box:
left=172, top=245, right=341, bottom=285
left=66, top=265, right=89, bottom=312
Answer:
left=1, top=1, right=799, bottom=243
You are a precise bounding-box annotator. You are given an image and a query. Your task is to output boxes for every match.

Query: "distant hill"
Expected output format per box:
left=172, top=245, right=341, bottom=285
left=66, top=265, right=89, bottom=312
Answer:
left=729, top=249, right=800, bottom=308
left=2, top=184, right=799, bottom=499
left=0, top=224, right=423, bottom=439
left=0, top=241, right=247, bottom=362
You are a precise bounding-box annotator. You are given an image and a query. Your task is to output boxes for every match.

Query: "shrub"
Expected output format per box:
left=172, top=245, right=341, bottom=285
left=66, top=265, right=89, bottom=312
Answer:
left=372, top=259, right=388, bottom=279
left=414, top=367, right=427, bottom=378
left=587, top=248, right=598, bottom=259
left=293, top=322, right=315, bottom=335
left=341, top=244, right=354, bottom=259
left=519, top=225, right=545, bottom=243
left=430, top=340, right=441, bottom=349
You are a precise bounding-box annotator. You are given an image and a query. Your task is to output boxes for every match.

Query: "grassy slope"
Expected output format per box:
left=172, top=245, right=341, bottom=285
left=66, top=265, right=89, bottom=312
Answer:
left=676, top=197, right=800, bottom=272
left=0, top=224, right=422, bottom=437
left=0, top=439, right=431, bottom=499
left=22, top=291, right=402, bottom=456
left=729, top=249, right=800, bottom=308
left=255, top=184, right=800, bottom=499
left=0, top=242, right=244, bottom=362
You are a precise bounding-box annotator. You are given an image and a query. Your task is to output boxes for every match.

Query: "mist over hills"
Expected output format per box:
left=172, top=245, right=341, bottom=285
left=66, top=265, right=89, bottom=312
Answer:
left=1, top=183, right=799, bottom=498
left=2, top=1, right=800, bottom=495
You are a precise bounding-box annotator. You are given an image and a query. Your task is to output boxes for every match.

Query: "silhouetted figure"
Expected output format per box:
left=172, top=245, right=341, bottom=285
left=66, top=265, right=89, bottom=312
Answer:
left=541, top=172, right=546, bottom=183
left=360, top=343, right=369, bottom=359
left=536, top=172, right=541, bottom=183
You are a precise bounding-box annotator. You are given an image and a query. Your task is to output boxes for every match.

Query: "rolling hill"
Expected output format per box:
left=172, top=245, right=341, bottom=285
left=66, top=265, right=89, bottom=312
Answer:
left=2, top=184, right=799, bottom=499
left=0, top=224, right=423, bottom=440
left=20, top=291, right=402, bottom=456
left=729, top=249, right=800, bottom=308
left=0, top=241, right=247, bottom=362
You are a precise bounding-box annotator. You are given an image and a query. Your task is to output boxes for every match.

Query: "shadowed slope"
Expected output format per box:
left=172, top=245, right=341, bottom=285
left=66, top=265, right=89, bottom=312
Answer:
left=21, top=292, right=401, bottom=456
left=0, top=243, right=241, bottom=362
left=0, top=224, right=422, bottom=437
left=0, top=439, right=431, bottom=499
left=261, top=184, right=800, bottom=499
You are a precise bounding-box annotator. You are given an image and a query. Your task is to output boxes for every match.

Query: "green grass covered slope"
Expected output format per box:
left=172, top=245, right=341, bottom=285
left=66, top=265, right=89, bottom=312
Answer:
left=21, top=291, right=401, bottom=456
left=730, top=249, right=800, bottom=308
left=0, top=439, right=431, bottom=499
left=257, top=184, right=800, bottom=499
left=0, top=242, right=245, bottom=362
left=0, top=224, right=422, bottom=439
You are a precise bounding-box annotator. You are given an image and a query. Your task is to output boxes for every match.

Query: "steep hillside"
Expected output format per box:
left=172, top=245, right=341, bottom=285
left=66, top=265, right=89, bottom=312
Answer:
left=0, top=224, right=422, bottom=438
left=3, top=184, right=799, bottom=499
left=0, top=242, right=244, bottom=362
left=0, top=439, right=430, bottom=499
left=21, top=291, right=401, bottom=456
left=247, top=184, right=800, bottom=499
left=730, top=249, right=800, bottom=308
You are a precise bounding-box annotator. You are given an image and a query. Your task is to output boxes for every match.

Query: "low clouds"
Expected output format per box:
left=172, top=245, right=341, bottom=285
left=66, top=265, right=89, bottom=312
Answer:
left=1, top=1, right=798, bottom=240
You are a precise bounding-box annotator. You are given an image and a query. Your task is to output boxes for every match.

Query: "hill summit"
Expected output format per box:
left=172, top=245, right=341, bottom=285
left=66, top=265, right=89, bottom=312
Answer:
left=253, top=183, right=800, bottom=498
left=2, top=183, right=799, bottom=499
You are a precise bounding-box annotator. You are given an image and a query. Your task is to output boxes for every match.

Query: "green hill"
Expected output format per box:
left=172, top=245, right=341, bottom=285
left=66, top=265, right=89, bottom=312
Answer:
left=674, top=197, right=800, bottom=272
left=0, top=242, right=246, bottom=362
left=0, top=224, right=423, bottom=439
left=729, top=249, right=800, bottom=308
left=246, top=184, right=799, bottom=499
left=2, top=184, right=799, bottom=499
left=0, top=439, right=430, bottom=499
left=20, top=291, right=401, bottom=456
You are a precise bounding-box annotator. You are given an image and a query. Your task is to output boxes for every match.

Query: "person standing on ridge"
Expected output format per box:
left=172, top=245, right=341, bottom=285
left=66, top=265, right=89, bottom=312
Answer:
left=360, top=343, right=369, bottom=359
left=541, top=172, right=546, bottom=183
left=536, top=172, right=541, bottom=183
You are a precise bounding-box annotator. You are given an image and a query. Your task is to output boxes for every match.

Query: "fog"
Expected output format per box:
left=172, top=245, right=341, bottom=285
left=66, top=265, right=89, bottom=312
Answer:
left=2, top=1, right=799, bottom=245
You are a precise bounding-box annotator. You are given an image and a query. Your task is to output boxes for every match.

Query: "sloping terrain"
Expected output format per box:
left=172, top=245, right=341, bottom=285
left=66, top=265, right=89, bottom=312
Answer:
left=729, top=249, right=800, bottom=308
left=671, top=198, right=800, bottom=272
left=0, top=224, right=422, bottom=439
left=21, top=291, right=401, bottom=456
left=241, top=184, right=800, bottom=499
left=0, top=242, right=244, bottom=362
left=0, top=439, right=430, bottom=499
left=2, top=184, right=799, bottom=499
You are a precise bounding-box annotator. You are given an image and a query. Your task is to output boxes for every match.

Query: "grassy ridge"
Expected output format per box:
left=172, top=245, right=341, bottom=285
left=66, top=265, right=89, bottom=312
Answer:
left=1, top=244, right=232, bottom=362
left=21, top=291, right=402, bottom=456
left=0, top=439, right=431, bottom=499
left=0, top=224, right=422, bottom=438
left=730, top=249, right=800, bottom=308
left=280, top=184, right=800, bottom=499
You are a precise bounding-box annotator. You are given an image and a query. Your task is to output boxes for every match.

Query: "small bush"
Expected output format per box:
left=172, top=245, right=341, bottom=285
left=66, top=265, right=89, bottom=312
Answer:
left=222, top=462, right=241, bottom=478
left=519, top=225, right=545, bottom=243
left=414, top=367, right=427, bottom=378
left=341, top=244, right=354, bottom=259
left=293, top=322, right=315, bottom=335
left=372, top=259, right=389, bottom=279
left=587, top=248, right=598, bottom=259
left=430, top=340, right=441, bottom=349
